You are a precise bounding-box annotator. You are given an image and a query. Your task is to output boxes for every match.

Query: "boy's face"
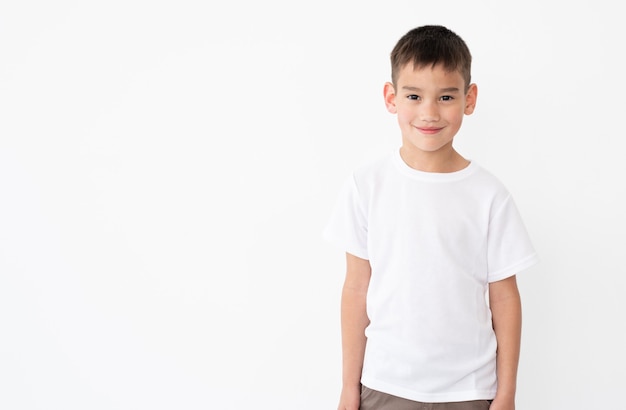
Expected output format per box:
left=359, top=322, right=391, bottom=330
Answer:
left=384, top=63, right=477, bottom=163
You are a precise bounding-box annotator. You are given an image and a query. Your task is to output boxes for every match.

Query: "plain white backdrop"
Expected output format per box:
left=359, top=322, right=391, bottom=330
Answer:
left=1, top=1, right=624, bottom=409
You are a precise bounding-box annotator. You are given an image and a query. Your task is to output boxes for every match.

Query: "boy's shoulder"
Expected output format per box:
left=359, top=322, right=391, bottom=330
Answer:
left=352, top=151, right=502, bottom=182
left=350, top=151, right=512, bottom=202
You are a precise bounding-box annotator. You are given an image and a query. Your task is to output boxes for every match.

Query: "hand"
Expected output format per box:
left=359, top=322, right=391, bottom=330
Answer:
left=488, top=396, right=515, bottom=410
left=337, top=385, right=361, bottom=410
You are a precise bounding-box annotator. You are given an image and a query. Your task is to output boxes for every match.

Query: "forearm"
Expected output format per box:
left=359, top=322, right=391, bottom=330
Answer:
left=340, top=286, right=369, bottom=387
left=490, top=276, right=522, bottom=401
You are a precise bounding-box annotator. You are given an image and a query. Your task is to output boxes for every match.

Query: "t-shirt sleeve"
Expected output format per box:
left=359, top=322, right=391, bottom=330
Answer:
left=323, top=174, right=369, bottom=260
left=487, top=194, right=540, bottom=282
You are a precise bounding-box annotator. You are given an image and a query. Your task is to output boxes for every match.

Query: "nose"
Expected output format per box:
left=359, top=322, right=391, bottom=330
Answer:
left=419, top=101, right=440, bottom=122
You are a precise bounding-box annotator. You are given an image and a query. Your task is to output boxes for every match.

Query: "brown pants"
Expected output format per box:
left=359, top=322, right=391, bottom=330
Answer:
left=360, top=386, right=492, bottom=410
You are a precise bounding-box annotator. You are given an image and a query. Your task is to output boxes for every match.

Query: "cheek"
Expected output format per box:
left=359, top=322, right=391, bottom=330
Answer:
left=445, top=107, right=465, bottom=123
left=396, top=107, right=414, bottom=123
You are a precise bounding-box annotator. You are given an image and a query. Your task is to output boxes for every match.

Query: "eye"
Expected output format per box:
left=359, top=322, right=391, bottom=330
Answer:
left=440, top=95, right=454, bottom=101
left=407, top=94, right=420, bottom=101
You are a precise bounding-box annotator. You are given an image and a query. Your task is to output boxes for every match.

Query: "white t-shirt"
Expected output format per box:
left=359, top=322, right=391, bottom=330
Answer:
left=324, top=149, right=539, bottom=402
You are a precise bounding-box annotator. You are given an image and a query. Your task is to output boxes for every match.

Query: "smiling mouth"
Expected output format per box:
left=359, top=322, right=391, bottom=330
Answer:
left=416, top=127, right=442, bottom=135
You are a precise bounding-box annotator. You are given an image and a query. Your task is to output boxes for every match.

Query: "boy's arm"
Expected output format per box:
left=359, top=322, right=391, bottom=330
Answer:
left=337, top=252, right=371, bottom=410
left=489, top=275, right=522, bottom=410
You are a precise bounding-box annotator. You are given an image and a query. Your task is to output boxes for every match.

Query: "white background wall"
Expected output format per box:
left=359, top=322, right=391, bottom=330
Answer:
left=1, top=1, right=624, bottom=409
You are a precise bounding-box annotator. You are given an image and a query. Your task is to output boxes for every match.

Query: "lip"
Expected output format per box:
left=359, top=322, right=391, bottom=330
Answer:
left=415, top=126, right=443, bottom=135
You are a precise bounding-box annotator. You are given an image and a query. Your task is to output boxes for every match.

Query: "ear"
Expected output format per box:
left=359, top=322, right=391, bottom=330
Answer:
left=383, top=82, right=397, bottom=114
left=464, top=83, right=478, bottom=115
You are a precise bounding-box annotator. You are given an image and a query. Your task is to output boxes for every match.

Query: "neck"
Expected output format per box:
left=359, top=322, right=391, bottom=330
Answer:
left=399, top=145, right=469, bottom=173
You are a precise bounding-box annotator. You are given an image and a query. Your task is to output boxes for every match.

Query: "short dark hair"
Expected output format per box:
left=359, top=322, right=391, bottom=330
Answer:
left=390, top=25, right=472, bottom=90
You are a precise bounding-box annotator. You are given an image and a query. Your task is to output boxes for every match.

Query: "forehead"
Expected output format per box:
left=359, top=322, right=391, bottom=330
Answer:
left=396, top=63, right=465, bottom=88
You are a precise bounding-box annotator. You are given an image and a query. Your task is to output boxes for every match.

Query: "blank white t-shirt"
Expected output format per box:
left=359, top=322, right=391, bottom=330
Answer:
left=324, top=149, right=539, bottom=402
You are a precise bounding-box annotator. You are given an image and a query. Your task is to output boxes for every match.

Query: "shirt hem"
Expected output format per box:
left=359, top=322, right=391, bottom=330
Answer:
left=361, top=377, right=496, bottom=403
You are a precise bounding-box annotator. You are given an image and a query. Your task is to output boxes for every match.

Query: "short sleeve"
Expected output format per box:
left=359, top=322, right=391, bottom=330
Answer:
left=487, top=194, right=540, bottom=282
left=323, top=174, right=369, bottom=260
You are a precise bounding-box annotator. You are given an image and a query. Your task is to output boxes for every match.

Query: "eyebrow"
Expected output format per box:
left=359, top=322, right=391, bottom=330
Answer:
left=401, top=86, right=461, bottom=93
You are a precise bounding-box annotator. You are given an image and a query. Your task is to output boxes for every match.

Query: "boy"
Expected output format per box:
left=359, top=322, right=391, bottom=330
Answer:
left=323, top=25, right=539, bottom=410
